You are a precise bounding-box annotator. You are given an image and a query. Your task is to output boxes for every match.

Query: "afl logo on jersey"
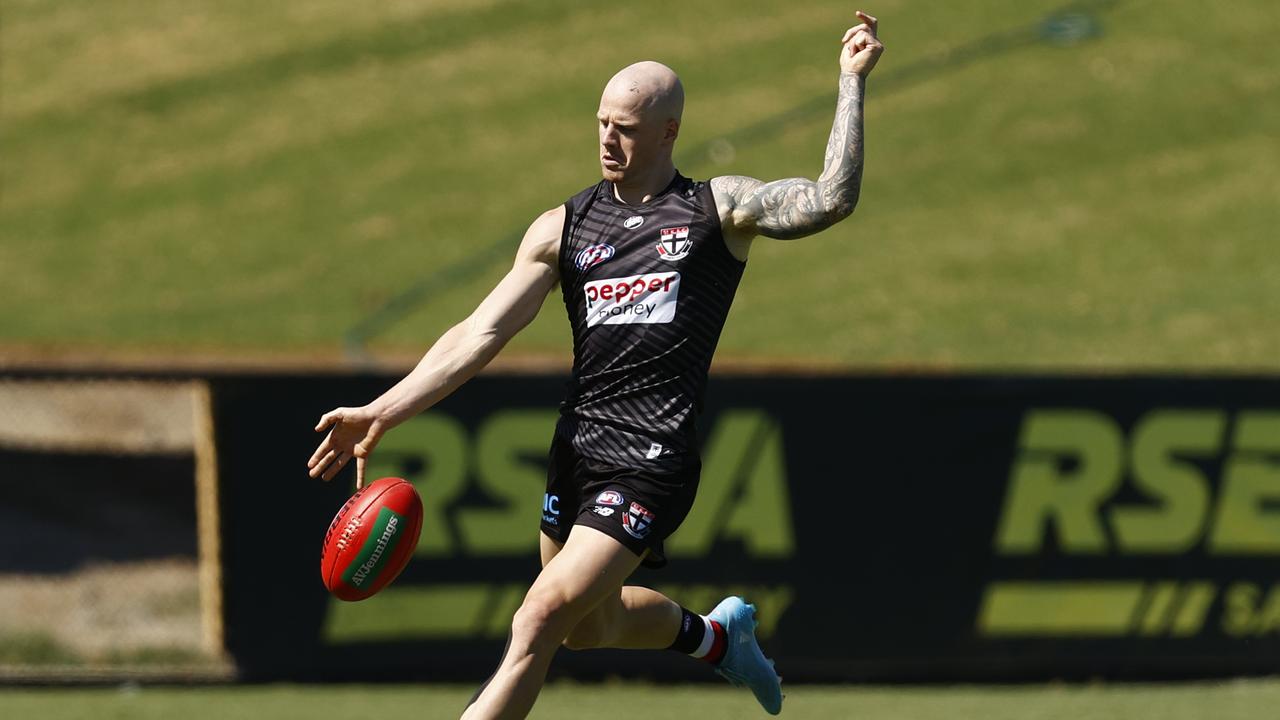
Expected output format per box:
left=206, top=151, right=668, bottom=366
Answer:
left=623, top=215, right=645, bottom=230
left=575, top=243, right=615, bottom=272
left=656, top=226, right=692, bottom=262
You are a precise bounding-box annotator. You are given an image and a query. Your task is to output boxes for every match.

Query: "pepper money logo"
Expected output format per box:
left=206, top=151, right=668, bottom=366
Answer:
left=583, top=271, right=680, bottom=327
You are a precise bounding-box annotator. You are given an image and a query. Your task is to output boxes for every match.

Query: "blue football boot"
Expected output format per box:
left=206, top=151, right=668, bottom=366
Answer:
left=708, top=596, right=783, bottom=715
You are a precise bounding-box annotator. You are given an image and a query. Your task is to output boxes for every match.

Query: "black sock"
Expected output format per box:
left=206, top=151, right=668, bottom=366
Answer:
left=667, top=607, right=727, bottom=664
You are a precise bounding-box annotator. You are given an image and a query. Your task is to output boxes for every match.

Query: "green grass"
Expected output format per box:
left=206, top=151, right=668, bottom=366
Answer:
left=3, top=680, right=1279, bottom=720
left=2, top=0, right=1278, bottom=367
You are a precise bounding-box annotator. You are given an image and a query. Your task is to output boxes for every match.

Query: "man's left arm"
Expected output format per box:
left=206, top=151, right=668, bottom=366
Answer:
left=712, top=11, right=884, bottom=247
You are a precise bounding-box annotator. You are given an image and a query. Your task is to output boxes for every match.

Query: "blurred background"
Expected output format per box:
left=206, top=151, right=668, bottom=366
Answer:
left=2, top=0, right=1278, bottom=717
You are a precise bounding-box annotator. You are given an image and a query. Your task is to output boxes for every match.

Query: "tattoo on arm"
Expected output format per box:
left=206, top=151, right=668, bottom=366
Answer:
left=714, top=73, right=865, bottom=240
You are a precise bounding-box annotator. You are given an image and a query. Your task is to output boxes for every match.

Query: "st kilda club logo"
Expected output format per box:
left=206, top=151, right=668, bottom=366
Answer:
left=656, top=226, right=692, bottom=261
left=622, top=502, right=655, bottom=539
left=575, top=243, right=615, bottom=272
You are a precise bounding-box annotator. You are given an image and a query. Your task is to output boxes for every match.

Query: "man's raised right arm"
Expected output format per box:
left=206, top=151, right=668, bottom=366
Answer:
left=307, top=206, right=564, bottom=485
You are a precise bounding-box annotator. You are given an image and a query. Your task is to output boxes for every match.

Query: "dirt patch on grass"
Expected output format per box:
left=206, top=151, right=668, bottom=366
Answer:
left=0, top=559, right=205, bottom=664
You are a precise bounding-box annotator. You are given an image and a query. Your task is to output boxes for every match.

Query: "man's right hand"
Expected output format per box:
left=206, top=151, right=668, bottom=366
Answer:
left=308, top=405, right=386, bottom=488
left=839, top=10, right=883, bottom=77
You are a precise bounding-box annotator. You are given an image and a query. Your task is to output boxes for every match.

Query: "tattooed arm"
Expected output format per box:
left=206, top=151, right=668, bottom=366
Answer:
left=712, top=11, right=884, bottom=256
left=713, top=72, right=866, bottom=240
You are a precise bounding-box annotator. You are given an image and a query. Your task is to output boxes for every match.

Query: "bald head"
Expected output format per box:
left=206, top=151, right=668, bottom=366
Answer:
left=596, top=61, right=683, bottom=189
left=601, top=61, right=684, bottom=125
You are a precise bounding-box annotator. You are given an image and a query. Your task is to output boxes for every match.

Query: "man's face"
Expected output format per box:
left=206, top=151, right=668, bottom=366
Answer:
left=597, top=90, right=674, bottom=183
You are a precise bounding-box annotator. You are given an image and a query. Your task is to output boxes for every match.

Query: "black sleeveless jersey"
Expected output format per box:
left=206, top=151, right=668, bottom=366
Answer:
left=556, top=172, right=746, bottom=470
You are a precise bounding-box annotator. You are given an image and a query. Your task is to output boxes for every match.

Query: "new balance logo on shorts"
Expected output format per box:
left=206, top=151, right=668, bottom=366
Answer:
left=623, top=502, right=655, bottom=539
left=583, top=272, right=680, bottom=328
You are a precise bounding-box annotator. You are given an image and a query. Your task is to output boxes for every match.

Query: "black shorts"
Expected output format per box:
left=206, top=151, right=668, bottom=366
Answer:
left=541, top=434, right=700, bottom=569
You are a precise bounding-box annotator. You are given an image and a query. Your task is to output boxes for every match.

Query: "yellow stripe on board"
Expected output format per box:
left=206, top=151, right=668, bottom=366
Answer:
left=1170, top=582, right=1217, bottom=637
left=323, top=584, right=495, bottom=642
left=1138, top=581, right=1181, bottom=636
left=978, top=582, right=1146, bottom=636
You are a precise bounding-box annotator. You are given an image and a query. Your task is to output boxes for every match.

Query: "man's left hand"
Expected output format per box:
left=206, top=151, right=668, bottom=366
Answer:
left=839, top=10, right=884, bottom=77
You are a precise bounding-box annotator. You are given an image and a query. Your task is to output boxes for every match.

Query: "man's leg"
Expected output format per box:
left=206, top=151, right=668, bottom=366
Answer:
left=539, top=532, right=683, bottom=651
left=541, top=535, right=783, bottom=715
left=460, top=526, right=642, bottom=720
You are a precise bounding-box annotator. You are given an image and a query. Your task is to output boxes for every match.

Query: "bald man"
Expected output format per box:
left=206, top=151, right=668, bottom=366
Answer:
left=309, top=12, right=884, bottom=719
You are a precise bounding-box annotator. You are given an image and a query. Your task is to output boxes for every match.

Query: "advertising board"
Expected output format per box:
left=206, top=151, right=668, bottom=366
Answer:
left=210, top=373, right=1280, bottom=681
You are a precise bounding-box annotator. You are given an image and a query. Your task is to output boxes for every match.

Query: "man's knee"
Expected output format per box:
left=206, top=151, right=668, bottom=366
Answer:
left=511, top=587, right=581, bottom=652
left=512, top=588, right=618, bottom=652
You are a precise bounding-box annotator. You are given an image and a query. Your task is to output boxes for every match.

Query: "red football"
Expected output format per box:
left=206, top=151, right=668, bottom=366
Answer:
left=321, top=477, right=423, bottom=601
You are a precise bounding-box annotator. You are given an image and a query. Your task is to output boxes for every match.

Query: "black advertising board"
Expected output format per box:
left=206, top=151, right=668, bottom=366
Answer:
left=209, top=373, right=1280, bottom=681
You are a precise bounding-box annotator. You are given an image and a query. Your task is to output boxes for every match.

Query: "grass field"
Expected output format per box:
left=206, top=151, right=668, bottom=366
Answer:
left=3, top=0, right=1278, bottom=367
left=3, top=680, right=1280, bottom=720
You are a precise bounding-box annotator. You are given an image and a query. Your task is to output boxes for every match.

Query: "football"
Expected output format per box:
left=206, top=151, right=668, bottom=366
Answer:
left=320, top=476, right=423, bottom=601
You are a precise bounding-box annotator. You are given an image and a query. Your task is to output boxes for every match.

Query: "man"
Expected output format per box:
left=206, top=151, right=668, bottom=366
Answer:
left=308, top=12, right=883, bottom=719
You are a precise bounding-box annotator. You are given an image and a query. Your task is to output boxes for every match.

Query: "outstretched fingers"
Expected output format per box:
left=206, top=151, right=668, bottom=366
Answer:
left=321, top=451, right=349, bottom=482
left=307, top=433, right=333, bottom=472
left=309, top=408, right=348, bottom=478
left=309, top=443, right=350, bottom=481
left=308, top=408, right=383, bottom=484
